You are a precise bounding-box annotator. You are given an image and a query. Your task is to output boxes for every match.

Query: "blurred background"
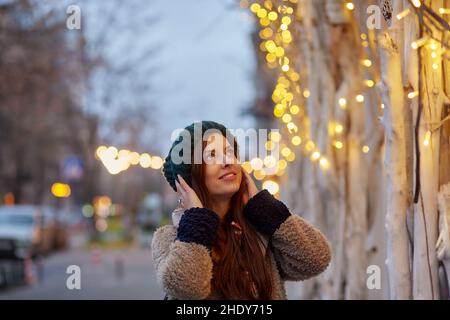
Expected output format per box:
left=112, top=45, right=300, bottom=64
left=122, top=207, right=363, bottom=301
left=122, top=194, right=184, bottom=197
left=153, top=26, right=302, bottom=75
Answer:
left=0, top=0, right=260, bottom=299
left=2, top=0, right=450, bottom=300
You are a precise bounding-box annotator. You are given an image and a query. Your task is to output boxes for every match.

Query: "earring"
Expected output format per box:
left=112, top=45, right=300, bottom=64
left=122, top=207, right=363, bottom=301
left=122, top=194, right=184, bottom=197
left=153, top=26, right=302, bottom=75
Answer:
left=231, top=221, right=242, bottom=236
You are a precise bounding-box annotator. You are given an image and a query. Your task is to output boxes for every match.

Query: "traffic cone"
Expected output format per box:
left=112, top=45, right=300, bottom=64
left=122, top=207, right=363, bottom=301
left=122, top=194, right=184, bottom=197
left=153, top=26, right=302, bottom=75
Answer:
left=91, top=249, right=102, bottom=266
left=23, top=256, right=35, bottom=285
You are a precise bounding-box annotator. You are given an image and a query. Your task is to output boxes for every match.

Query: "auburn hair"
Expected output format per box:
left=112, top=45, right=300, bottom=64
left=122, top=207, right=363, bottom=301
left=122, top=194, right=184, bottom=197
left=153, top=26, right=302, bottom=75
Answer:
left=190, top=135, right=273, bottom=299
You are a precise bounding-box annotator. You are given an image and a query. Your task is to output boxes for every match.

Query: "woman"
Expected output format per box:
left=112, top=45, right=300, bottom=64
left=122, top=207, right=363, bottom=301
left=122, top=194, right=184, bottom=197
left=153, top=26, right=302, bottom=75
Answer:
left=152, top=121, right=331, bottom=300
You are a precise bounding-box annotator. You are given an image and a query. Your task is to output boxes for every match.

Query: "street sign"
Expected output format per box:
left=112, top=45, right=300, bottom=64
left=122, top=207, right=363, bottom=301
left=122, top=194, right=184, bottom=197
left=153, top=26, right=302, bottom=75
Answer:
left=63, top=156, right=84, bottom=181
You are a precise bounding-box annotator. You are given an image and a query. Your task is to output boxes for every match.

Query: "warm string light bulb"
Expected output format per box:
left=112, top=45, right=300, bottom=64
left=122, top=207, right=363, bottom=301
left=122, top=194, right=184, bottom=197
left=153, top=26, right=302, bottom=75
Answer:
left=364, top=79, right=375, bottom=88
left=338, top=98, right=347, bottom=109
left=247, top=3, right=330, bottom=173
left=408, top=91, right=419, bottom=99
left=423, top=130, right=431, bottom=146
left=411, top=36, right=428, bottom=50
left=345, top=2, right=354, bottom=10
left=335, top=124, right=344, bottom=134
left=333, top=141, right=344, bottom=149
left=311, top=151, right=321, bottom=161
left=319, top=157, right=330, bottom=169
left=361, top=59, right=372, bottom=67
left=356, top=94, right=365, bottom=103
left=412, top=0, right=421, bottom=8
left=396, top=8, right=411, bottom=20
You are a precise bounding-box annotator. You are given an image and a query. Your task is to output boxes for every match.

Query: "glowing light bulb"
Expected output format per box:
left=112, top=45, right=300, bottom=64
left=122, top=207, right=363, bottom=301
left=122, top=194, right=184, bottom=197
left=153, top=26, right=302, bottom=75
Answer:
left=319, top=157, right=330, bottom=169
left=291, top=136, right=302, bottom=146
left=334, top=141, right=344, bottom=149
left=408, top=91, right=419, bottom=99
left=396, top=8, right=410, bottom=20
left=423, top=130, right=431, bottom=146
left=361, top=59, right=372, bottom=67
left=411, top=36, right=428, bottom=49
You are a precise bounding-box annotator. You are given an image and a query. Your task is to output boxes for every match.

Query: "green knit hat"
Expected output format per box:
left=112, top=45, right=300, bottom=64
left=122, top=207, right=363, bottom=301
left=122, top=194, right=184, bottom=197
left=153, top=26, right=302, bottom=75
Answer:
left=162, top=121, right=236, bottom=192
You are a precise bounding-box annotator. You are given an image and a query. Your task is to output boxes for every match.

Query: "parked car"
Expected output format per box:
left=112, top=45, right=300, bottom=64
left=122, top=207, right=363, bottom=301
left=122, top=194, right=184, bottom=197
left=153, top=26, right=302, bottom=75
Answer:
left=0, top=205, right=42, bottom=260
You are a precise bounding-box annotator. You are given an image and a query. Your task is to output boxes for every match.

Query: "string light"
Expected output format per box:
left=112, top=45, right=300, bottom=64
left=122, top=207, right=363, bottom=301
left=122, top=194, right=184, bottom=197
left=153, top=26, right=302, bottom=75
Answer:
left=423, top=130, right=431, bottom=146
left=408, top=91, right=419, bottom=99
left=96, top=146, right=164, bottom=175
left=345, top=2, right=354, bottom=10
left=338, top=98, right=347, bottom=109
left=361, top=59, right=372, bottom=67
left=356, top=94, right=365, bottom=103
left=411, top=36, right=428, bottom=49
left=282, top=113, right=292, bottom=123
left=262, top=180, right=280, bottom=194
left=364, top=79, right=375, bottom=87
left=396, top=8, right=411, bottom=20
left=286, top=152, right=296, bottom=162
left=248, top=1, right=331, bottom=180
left=335, top=123, right=344, bottom=134
left=250, top=157, right=264, bottom=170
left=292, top=135, right=302, bottom=145
left=412, top=0, right=421, bottom=8
left=311, top=151, right=321, bottom=161
left=139, top=153, right=152, bottom=168
left=319, top=157, right=330, bottom=169
left=250, top=3, right=260, bottom=12
left=362, top=145, right=370, bottom=153
left=439, top=8, right=450, bottom=14
left=281, top=147, right=292, bottom=157
left=305, top=141, right=315, bottom=152
left=278, top=159, right=287, bottom=170
left=290, top=105, right=300, bottom=114
left=270, top=131, right=282, bottom=142
left=263, top=155, right=277, bottom=168
left=242, top=161, right=253, bottom=173
left=333, top=141, right=344, bottom=149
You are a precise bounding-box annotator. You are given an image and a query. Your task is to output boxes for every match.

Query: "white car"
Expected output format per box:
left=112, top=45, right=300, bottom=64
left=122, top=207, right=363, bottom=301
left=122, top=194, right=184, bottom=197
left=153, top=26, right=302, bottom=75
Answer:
left=0, top=205, right=42, bottom=260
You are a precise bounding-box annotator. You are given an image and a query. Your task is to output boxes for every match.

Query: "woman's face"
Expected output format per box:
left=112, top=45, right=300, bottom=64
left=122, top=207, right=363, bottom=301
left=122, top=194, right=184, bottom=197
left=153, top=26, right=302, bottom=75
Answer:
left=201, top=132, right=242, bottom=199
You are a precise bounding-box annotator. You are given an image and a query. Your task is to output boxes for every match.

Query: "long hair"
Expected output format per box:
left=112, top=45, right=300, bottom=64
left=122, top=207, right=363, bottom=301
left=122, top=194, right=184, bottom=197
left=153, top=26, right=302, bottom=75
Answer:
left=190, top=137, right=273, bottom=299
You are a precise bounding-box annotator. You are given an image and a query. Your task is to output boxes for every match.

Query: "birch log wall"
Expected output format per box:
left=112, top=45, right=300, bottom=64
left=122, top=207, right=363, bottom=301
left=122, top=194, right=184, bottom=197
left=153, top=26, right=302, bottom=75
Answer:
left=245, top=0, right=450, bottom=299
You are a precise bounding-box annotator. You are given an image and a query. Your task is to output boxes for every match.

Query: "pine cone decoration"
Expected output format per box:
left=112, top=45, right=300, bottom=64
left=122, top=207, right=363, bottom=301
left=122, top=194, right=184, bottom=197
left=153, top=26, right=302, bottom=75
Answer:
left=380, top=0, right=393, bottom=24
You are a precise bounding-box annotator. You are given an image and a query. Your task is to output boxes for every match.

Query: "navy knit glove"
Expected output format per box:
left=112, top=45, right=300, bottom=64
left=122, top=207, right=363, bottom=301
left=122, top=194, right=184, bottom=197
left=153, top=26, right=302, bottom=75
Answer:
left=243, top=189, right=291, bottom=236
left=176, top=207, right=220, bottom=249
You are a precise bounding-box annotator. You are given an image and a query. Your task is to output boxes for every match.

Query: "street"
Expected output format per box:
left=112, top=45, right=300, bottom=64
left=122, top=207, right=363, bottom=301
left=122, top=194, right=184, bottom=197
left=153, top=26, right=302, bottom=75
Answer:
left=0, top=246, right=163, bottom=300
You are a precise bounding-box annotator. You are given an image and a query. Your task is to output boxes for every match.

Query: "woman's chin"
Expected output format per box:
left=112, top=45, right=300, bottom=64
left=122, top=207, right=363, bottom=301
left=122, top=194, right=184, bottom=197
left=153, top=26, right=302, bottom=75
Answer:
left=213, top=182, right=240, bottom=197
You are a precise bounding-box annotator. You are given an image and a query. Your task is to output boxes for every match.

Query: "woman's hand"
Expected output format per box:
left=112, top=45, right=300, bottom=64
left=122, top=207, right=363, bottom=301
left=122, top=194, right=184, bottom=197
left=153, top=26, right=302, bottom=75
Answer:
left=242, top=168, right=259, bottom=204
left=176, top=174, right=203, bottom=209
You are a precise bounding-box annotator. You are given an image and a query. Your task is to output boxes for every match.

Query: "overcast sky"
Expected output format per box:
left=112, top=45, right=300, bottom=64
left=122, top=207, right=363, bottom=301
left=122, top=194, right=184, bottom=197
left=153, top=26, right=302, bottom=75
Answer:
left=79, top=0, right=258, bottom=155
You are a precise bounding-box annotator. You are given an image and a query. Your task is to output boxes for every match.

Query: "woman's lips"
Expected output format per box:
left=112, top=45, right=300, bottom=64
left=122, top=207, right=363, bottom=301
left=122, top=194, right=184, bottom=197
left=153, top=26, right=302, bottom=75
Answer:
left=219, top=173, right=237, bottom=181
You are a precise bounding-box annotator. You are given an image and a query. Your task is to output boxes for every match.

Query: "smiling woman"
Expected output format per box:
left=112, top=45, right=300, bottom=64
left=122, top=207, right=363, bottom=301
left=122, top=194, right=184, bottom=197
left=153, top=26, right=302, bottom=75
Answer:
left=151, top=120, right=331, bottom=300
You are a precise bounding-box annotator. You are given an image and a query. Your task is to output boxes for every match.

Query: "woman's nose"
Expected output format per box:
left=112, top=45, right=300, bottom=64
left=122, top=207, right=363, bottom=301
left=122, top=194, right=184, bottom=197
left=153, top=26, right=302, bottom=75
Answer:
left=220, top=154, right=234, bottom=167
